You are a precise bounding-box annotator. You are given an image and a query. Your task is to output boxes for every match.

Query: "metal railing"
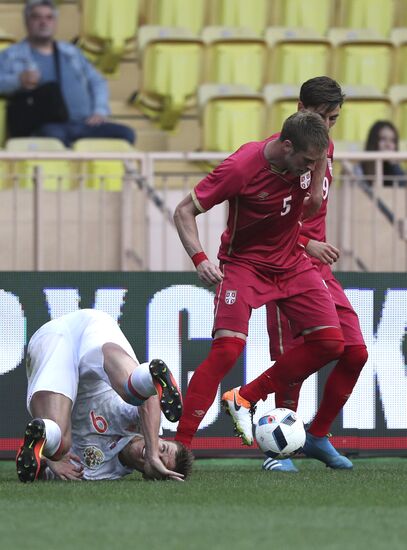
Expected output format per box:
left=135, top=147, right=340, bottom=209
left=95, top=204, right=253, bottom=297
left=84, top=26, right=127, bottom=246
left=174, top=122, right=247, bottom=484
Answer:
left=0, top=150, right=406, bottom=271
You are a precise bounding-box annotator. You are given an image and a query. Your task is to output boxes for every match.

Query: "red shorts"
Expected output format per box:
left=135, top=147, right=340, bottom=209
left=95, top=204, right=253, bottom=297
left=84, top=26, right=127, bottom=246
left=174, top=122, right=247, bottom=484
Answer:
left=213, top=258, right=340, bottom=337
left=267, top=271, right=365, bottom=358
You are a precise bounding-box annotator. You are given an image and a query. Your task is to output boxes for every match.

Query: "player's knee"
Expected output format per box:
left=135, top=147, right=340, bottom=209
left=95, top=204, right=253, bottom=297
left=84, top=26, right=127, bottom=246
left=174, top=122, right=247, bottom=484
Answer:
left=343, top=344, right=369, bottom=374
left=305, top=327, right=344, bottom=360
left=209, top=337, right=245, bottom=364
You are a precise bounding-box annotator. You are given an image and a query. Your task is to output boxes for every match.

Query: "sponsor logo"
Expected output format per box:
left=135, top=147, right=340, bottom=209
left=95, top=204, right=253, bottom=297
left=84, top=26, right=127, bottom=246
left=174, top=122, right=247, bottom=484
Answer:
left=256, top=191, right=269, bottom=200
left=233, top=393, right=241, bottom=411
left=225, top=290, right=237, bottom=305
left=83, top=446, right=105, bottom=469
left=192, top=409, right=206, bottom=417
left=300, top=171, right=311, bottom=189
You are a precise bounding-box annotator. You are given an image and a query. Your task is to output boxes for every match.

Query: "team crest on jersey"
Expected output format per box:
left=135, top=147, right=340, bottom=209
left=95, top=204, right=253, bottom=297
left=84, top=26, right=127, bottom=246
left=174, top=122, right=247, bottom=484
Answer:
left=225, top=290, right=237, bottom=305
left=300, top=171, right=311, bottom=189
left=83, top=446, right=105, bottom=469
left=327, top=158, right=333, bottom=175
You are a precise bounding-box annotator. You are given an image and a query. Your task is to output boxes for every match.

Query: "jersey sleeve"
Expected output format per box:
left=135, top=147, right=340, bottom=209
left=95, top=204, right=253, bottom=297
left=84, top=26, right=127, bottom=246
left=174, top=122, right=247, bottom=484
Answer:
left=192, top=149, right=248, bottom=212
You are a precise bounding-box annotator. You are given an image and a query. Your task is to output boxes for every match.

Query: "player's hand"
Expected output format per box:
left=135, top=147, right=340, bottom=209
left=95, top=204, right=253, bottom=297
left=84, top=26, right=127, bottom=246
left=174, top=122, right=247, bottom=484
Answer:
left=143, top=455, right=184, bottom=482
left=46, top=452, right=84, bottom=481
left=196, top=259, right=224, bottom=286
left=306, top=240, right=340, bottom=265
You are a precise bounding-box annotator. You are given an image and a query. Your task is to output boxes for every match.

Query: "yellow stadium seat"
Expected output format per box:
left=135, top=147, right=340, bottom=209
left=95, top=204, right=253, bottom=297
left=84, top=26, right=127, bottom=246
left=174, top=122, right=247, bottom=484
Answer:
left=329, top=28, right=394, bottom=93
left=73, top=138, right=134, bottom=191
left=331, top=85, right=392, bottom=142
left=0, top=28, right=15, bottom=51
left=199, top=84, right=266, bottom=152
left=202, top=27, right=267, bottom=92
left=392, top=28, right=407, bottom=85
left=337, top=0, right=395, bottom=38
left=144, top=0, right=206, bottom=34
left=208, top=0, right=270, bottom=36
left=270, top=0, right=333, bottom=36
left=78, top=0, right=139, bottom=75
left=389, top=84, right=407, bottom=140
left=5, top=138, right=72, bottom=190
left=133, top=26, right=204, bottom=130
left=265, top=27, right=331, bottom=85
left=263, top=84, right=299, bottom=134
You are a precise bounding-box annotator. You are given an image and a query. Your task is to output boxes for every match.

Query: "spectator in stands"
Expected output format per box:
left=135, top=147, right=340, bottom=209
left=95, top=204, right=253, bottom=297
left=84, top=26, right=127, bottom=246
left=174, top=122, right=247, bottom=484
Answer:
left=0, top=0, right=135, bottom=146
left=361, top=121, right=406, bottom=187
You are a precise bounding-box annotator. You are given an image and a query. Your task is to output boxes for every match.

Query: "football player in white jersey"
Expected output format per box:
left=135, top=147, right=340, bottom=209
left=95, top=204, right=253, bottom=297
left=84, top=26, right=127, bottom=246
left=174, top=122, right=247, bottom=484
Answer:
left=16, top=309, right=187, bottom=482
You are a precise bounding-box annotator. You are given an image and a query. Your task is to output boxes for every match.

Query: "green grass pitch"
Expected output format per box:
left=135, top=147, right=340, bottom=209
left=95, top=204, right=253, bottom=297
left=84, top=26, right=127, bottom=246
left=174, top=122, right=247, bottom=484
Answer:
left=1, top=458, right=406, bottom=550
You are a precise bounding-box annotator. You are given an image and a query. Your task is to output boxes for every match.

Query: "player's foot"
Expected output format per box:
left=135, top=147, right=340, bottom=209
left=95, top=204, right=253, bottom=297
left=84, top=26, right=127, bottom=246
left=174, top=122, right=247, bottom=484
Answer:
left=302, top=432, right=353, bottom=469
left=16, top=418, right=46, bottom=483
left=149, top=359, right=183, bottom=423
left=262, top=457, right=299, bottom=473
left=221, top=387, right=255, bottom=445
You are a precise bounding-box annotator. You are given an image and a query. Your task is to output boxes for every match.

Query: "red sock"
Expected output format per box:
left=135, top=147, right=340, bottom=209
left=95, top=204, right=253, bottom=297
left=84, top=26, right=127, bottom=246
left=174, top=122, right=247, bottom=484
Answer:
left=308, top=344, right=368, bottom=437
left=240, top=327, right=344, bottom=403
left=175, top=337, right=245, bottom=447
left=275, top=382, right=302, bottom=411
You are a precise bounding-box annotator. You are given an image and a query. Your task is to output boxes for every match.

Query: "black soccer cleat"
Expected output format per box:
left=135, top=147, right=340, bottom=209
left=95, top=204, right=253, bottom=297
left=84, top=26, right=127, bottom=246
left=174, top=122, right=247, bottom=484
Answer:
left=16, top=418, right=46, bottom=483
left=149, top=359, right=183, bottom=422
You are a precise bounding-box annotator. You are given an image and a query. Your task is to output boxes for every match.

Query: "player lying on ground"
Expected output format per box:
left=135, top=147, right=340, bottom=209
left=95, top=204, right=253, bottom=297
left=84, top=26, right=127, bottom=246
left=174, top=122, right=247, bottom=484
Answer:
left=36, top=379, right=193, bottom=481
left=16, top=309, right=187, bottom=482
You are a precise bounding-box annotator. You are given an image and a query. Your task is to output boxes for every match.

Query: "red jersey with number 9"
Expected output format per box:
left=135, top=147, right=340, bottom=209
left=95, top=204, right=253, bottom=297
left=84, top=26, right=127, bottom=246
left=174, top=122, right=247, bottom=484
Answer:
left=192, top=136, right=312, bottom=273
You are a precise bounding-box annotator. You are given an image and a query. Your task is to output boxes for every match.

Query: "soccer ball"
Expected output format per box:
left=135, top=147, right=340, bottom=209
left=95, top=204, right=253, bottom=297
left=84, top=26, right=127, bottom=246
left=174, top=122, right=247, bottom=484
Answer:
left=255, top=408, right=306, bottom=459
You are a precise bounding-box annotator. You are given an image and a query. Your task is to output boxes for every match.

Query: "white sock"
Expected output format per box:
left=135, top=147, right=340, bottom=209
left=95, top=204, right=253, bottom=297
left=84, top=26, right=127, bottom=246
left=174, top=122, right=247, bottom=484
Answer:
left=42, top=418, right=62, bottom=458
left=129, top=362, right=155, bottom=398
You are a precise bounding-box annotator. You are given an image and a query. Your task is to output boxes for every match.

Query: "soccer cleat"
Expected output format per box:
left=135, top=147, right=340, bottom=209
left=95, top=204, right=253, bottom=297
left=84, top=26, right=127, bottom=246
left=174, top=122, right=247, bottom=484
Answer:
left=149, top=359, right=183, bottom=423
left=262, top=457, right=299, bottom=473
left=221, top=387, right=255, bottom=446
left=302, top=432, right=353, bottom=469
left=16, top=418, right=46, bottom=483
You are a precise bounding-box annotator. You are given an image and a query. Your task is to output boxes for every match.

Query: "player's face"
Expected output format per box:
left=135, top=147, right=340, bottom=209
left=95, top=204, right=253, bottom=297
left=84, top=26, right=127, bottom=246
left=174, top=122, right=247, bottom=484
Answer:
left=299, top=103, right=341, bottom=131
left=283, top=142, right=324, bottom=175
left=126, top=437, right=178, bottom=473
left=377, top=126, right=398, bottom=151
left=27, top=6, right=57, bottom=41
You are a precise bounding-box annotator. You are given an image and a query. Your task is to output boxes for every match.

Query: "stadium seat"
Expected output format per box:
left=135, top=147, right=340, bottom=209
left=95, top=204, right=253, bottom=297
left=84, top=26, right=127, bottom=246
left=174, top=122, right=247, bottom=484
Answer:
left=5, top=138, right=72, bottom=191
left=389, top=85, right=407, bottom=140
left=329, top=28, right=394, bottom=93
left=133, top=26, right=204, bottom=130
left=78, top=0, right=139, bottom=75
left=0, top=28, right=15, bottom=51
left=202, top=27, right=267, bottom=92
left=331, top=85, right=392, bottom=142
left=265, top=27, right=331, bottom=85
left=144, top=0, right=206, bottom=34
left=263, top=84, right=299, bottom=134
left=392, top=28, right=407, bottom=86
left=336, top=0, right=395, bottom=38
left=73, top=138, right=134, bottom=191
left=270, top=0, right=333, bottom=36
left=199, top=83, right=266, bottom=152
left=208, top=0, right=270, bottom=36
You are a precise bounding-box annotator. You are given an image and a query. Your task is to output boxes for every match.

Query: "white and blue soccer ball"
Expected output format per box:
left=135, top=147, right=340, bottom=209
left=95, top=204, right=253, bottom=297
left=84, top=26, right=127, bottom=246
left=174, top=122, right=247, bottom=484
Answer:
left=255, top=408, right=306, bottom=459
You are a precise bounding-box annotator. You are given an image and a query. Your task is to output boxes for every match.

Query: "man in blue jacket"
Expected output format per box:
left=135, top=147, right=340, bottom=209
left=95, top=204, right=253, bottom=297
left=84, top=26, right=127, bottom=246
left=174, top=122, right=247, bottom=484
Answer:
left=0, top=0, right=135, bottom=146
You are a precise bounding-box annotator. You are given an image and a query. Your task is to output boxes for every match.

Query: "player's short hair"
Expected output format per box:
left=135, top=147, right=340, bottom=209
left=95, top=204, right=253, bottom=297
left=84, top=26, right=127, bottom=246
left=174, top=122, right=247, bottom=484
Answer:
left=24, top=0, right=58, bottom=22
left=300, top=76, right=345, bottom=114
left=279, top=110, right=329, bottom=154
left=173, top=441, right=194, bottom=479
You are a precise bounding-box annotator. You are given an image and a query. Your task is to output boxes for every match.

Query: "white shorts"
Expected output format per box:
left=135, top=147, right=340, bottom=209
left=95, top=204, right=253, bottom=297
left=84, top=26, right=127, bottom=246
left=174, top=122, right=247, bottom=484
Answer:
left=26, top=311, right=136, bottom=414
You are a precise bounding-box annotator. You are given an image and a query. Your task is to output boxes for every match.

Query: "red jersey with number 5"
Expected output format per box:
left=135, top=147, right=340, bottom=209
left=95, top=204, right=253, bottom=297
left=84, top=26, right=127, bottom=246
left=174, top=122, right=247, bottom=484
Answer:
left=191, top=136, right=312, bottom=273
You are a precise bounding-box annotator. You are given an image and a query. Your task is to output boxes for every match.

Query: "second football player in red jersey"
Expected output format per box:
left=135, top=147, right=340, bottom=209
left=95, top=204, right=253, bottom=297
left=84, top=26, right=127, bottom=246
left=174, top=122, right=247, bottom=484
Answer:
left=174, top=111, right=345, bottom=452
left=262, top=77, right=369, bottom=472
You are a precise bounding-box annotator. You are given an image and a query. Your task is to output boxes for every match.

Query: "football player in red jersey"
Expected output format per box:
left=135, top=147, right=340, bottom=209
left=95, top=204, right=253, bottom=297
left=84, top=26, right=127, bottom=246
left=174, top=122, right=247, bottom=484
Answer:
left=174, top=110, right=346, bottom=452
left=260, top=77, right=368, bottom=472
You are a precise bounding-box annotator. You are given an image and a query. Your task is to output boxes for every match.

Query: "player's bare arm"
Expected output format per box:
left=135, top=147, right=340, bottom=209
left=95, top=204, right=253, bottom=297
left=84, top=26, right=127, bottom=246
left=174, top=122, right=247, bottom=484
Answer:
left=44, top=452, right=84, bottom=481
left=139, top=396, right=184, bottom=481
left=305, top=239, right=340, bottom=265
left=302, top=156, right=328, bottom=219
left=173, top=194, right=223, bottom=286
